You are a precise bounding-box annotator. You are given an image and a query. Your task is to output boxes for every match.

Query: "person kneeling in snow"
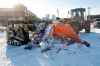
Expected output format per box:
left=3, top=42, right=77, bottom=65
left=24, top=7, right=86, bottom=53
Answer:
left=24, top=24, right=47, bottom=50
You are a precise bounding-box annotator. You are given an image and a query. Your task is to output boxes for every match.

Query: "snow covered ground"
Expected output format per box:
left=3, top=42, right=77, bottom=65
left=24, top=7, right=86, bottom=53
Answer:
left=0, top=28, right=100, bottom=66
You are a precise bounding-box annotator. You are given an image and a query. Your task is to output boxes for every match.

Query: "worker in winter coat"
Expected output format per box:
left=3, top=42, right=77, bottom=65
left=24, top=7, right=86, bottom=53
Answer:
left=40, top=20, right=91, bottom=53
left=50, top=20, right=90, bottom=47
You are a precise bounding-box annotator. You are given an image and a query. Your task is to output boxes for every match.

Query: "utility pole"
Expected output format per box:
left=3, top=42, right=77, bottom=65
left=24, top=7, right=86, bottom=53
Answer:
left=88, top=7, right=91, bottom=20
left=67, top=10, right=70, bottom=18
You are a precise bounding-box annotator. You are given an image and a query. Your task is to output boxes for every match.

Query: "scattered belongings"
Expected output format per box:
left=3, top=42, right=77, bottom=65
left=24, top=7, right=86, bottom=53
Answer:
left=7, top=20, right=90, bottom=52
left=7, top=24, right=31, bottom=46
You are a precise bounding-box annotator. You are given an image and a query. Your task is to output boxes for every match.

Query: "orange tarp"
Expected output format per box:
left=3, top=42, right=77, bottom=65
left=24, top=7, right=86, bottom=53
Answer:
left=51, top=22, right=81, bottom=43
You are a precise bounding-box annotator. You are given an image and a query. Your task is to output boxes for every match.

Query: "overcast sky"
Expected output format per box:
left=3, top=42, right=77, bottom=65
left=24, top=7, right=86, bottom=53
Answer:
left=0, top=0, right=100, bottom=18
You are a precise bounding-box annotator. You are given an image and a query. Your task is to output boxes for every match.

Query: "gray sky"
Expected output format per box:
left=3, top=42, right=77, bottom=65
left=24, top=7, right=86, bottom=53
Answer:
left=0, top=0, right=100, bottom=18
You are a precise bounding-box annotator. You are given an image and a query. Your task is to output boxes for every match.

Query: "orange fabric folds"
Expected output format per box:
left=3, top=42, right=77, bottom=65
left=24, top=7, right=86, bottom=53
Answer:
left=51, top=23, right=81, bottom=43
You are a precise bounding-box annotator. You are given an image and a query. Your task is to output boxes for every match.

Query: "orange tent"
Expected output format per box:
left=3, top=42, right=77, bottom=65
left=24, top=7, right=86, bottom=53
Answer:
left=50, top=22, right=81, bottom=43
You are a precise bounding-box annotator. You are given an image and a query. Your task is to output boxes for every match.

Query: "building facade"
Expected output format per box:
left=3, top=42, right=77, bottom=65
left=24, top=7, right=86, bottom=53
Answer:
left=0, top=4, right=35, bottom=26
left=87, top=15, right=100, bottom=28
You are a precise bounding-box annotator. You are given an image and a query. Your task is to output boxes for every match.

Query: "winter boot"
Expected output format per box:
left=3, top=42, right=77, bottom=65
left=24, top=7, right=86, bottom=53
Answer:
left=82, top=41, right=90, bottom=47
left=24, top=45, right=32, bottom=50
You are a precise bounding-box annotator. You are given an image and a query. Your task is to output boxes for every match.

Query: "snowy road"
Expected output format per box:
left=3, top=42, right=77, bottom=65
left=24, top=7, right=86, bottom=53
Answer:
left=0, top=30, right=100, bottom=66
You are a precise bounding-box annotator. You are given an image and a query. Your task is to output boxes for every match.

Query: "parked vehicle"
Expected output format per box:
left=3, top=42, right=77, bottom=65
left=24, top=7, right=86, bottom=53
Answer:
left=70, top=8, right=91, bottom=33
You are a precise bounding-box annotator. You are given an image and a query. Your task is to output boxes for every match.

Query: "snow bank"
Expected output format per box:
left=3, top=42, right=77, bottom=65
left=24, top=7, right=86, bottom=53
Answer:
left=1, top=29, right=100, bottom=66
